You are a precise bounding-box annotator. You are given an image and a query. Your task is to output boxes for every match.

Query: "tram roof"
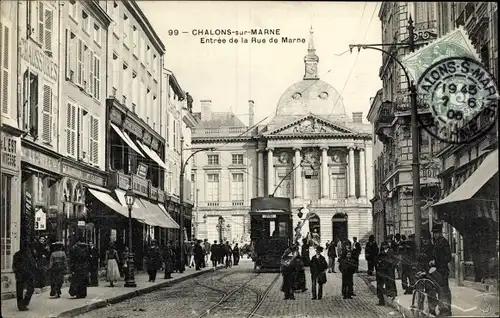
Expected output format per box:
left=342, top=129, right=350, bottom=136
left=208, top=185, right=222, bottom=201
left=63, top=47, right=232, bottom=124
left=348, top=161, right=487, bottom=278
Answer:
left=250, top=196, right=292, bottom=213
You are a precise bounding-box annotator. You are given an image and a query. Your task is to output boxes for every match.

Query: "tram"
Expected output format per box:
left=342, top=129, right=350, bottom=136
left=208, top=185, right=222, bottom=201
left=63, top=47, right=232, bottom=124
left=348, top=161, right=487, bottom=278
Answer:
left=250, top=196, right=293, bottom=269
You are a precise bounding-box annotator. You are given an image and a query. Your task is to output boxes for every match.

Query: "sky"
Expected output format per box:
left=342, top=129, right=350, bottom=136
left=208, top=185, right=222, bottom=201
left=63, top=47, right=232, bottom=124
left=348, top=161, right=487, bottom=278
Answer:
left=139, top=1, right=383, bottom=125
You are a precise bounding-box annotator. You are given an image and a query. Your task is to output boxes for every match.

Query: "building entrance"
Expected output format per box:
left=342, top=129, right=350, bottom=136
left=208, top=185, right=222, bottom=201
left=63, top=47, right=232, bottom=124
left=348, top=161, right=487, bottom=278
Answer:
left=332, top=213, right=348, bottom=243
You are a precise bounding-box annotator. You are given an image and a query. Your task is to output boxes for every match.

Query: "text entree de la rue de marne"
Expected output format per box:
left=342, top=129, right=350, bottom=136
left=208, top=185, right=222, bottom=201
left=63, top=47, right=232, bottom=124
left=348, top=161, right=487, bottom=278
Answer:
left=180, top=29, right=306, bottom=44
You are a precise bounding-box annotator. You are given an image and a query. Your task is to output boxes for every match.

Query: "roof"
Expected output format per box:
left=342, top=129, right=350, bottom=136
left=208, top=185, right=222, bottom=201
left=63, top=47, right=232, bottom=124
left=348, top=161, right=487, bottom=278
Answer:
left=196, top=112, right=246, bottom=128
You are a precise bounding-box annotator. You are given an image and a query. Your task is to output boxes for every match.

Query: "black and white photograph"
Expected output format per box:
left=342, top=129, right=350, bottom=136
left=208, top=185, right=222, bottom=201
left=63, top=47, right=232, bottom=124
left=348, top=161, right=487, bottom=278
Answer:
left=0, top=1, right=498, bottom=317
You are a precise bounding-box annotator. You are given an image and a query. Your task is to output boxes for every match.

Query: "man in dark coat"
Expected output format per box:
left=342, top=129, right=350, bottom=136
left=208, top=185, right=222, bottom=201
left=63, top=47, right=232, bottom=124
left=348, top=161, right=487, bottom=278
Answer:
left=13, top=241, right=38, bottom=311
left=375, top=241, right=390, bottom=306
left=232, top=243, right=240, bottom=265
left=327, top=239, right=337, bottom=273
left=223, top=241, right=233, bottom=268
left=146, top=240, right=162, bottom=282
left=163, top=241, right=175, bottom=279
left=352, top=237, right=362, bottom=273
left=88, top=242, right=99, bottom=286
left=365, top=235, right=378, bottom=275
left=281, top=242, right=298, bottom=300
left=194, top=240, right=204, bottom=270
left=431, top=224, right=452, bottom=316
left=310, top=246, right=328, bottom=300
left=301, top=238, right=311, bottom=267
left=339, top=249, right=357, bottom=299
left=218, top=242, right=225, bottom=265
left=68, top=237, right=90, bottom=298
left=210, top=241, right=219, bottom=267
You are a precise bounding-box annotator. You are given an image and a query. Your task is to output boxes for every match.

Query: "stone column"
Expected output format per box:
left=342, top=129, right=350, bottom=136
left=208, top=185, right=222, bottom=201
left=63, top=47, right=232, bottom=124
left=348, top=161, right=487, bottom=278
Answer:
left=257, top=150, right=264, bottom=197
left=359, top=147, right=366, bottom=198
left=321, top=146, right=329, bottom=198
left=267, top=147, right=274, bottom=196
left=294, top=147, right=302, bottom=198
left=348, top=145, right=356, bottom=198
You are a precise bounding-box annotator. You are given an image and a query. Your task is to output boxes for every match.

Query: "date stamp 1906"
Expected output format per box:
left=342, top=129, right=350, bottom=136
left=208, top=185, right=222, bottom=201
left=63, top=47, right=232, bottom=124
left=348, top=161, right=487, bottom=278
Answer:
left=417, top=56, right=499, bottom=145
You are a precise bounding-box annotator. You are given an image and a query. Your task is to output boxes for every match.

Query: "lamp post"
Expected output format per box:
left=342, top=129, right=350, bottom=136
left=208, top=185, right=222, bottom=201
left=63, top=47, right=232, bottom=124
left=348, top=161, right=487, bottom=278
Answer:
left=349, top=17, right=422, bottom=253
left=216, top=216, right=225, bottom=243
left=124, top=188, right=137, bottom=287
left=179, top=136, right=215, bottom=272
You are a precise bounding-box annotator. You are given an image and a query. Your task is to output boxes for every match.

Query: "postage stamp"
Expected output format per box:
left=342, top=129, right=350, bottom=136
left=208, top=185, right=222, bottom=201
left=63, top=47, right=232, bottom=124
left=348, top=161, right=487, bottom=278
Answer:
left=417, top=56, right=498, bottom=144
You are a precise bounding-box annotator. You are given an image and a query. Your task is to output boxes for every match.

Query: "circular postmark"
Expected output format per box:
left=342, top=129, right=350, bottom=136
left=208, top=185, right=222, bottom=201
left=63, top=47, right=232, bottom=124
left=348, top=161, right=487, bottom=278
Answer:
left=417, top=56, right=499, bottom=144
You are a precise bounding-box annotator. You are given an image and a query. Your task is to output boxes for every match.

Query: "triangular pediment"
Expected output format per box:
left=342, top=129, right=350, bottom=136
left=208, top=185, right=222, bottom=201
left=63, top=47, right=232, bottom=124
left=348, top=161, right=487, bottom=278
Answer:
left=267, top=114, right=354, bottom=136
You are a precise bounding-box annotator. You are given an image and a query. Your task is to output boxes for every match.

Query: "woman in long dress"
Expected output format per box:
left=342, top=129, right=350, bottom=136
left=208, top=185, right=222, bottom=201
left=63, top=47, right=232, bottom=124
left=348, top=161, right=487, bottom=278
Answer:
left=105, top=245, right=120, bottom=287
left=48, top=242, right=67, bottom=298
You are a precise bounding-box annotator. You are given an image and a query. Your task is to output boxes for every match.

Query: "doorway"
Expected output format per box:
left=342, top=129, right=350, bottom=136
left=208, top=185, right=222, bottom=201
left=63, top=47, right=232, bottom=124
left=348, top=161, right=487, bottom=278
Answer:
left=332, top=213, right=348, bottom=243
left=309, top=213, right=321, bottom=243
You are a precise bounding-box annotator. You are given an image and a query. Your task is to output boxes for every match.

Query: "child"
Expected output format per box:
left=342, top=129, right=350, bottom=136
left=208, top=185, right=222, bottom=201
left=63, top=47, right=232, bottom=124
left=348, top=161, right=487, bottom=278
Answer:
left=339, top=250, right=357, bottom=299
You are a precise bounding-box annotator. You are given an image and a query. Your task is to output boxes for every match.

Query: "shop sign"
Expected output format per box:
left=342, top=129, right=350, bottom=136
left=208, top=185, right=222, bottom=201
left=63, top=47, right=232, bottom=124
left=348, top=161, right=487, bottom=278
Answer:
left=132, top=175, right=149, bottom=197
left=77, top=221, right=86, bottom=227
left=158, top=191, right=165, bottom=203
left=151, top=139, right=159, bottom=151
left=1, top=133, right=19, bottom=172
left=19, top=38, right=58, bottom=81
left=143, top=132, right=152, bottom=145
left=262, top=214, right=277, bottom=219
left=150, top=186, right=159, bottom=201
left=137, top=162, right=148, bottom=179
left=61, top=163, right=105, bottom=186
left=22, top=146, right=60, bottom=171
left=35, top=208, right=46, bottom=231
left=123, top=118, right=142, bottom=138
left=110, top=108, right=122, bottom=125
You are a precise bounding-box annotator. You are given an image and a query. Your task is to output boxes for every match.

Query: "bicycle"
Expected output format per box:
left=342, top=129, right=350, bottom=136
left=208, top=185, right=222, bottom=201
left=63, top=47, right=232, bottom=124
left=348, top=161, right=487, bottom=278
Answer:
left=410, top=267, right=441, bottom=317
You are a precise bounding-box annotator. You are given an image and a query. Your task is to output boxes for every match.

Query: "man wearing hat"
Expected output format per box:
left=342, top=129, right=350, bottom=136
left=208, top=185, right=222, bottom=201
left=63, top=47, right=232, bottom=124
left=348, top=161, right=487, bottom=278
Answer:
left=310, top=246, right=328, bottom=300
left=430, top=223, right=452, bottom=316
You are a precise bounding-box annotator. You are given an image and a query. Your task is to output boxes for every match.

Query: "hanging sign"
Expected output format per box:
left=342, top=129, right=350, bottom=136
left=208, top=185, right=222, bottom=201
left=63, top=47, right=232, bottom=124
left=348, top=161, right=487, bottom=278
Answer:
left=77, top=221, right=86, bottom=227
left=35, top=208, right=47, bottom=231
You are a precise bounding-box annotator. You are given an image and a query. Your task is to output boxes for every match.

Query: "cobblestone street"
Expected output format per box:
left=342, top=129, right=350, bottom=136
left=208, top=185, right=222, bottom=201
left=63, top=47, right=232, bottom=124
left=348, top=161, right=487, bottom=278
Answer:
left=79, top=260, right=402, bottom=318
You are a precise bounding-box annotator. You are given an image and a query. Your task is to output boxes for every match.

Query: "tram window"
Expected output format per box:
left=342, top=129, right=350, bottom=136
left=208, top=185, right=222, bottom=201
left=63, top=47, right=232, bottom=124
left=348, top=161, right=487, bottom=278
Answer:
left=278, top=222, right=288, bottom=237
left=270, top=221, right=276, bottom=237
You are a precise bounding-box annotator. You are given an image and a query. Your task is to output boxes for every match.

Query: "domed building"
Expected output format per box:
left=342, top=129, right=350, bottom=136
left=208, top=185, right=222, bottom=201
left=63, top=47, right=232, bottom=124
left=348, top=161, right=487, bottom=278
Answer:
left=191, top=28, right=374, bottom=247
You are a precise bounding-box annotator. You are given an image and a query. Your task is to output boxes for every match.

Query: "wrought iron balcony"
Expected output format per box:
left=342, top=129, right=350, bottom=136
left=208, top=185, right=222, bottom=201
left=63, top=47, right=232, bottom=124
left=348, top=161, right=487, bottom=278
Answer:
left=192, top=126, right=254, bottom=137
left=232, top=200, right=244, bottom=206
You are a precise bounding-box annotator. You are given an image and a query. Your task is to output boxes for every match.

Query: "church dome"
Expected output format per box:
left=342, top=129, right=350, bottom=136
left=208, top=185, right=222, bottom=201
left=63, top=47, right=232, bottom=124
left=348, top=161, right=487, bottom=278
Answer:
left=275, top=79, right=346, bottom=116
left=275, top=27, right=346, bottom=117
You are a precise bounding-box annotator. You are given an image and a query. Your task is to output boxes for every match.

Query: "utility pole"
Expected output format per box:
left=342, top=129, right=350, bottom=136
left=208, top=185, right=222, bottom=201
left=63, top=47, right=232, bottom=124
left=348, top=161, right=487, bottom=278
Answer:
left=179, top=137, right=186, bottom=273
left=349, top=16, right=422, bottom=254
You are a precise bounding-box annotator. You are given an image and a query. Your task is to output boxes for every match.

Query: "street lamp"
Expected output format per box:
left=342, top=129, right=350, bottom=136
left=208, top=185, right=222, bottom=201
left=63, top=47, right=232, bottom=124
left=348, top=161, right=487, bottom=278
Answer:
left=216, top=216, right=225, bottom=243
left=349, top=17, right=422, bottom=253
left=179, top=136, right=215, bottom=272
left=124, top=188, right=137, bottom=287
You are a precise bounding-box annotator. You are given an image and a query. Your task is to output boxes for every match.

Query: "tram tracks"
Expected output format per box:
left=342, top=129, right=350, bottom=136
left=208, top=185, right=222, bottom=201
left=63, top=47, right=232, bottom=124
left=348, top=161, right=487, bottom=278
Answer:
left=194, top=271, right=280, bottom=318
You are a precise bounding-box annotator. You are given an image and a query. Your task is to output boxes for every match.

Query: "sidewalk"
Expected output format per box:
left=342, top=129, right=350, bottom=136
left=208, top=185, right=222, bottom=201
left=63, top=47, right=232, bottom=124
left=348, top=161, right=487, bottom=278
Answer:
left=1, top=265, right=222, bottom=318
left=359, top=273, right=499, bottom=317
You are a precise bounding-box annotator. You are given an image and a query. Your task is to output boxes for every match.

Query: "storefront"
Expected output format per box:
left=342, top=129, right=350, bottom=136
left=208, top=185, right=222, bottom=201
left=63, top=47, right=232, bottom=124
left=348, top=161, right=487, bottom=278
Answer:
left=434, top=148, right=499, bottom=283
left=1, top=130, right=22, bottom=298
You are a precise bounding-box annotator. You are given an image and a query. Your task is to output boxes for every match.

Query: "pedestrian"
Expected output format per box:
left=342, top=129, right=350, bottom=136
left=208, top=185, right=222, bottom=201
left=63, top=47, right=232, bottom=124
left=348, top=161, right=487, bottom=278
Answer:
left=33, top=236, right=50, bottom=290
left=339, top=250, right=357, bottom=299
left=352, top=237, right=362, bottom=273
left=210, top=240, right=219, bottom=267
left=416, top=230, right=438, bottom=315
left=194, top=240, right=204, bottom=270
left=281, top=242, right=299, bottom=300
left=203, top=239, right=211, bottom=268
left=48, top=242, right=67, bottom=298
left=401, top=234, right=416, bottom=294
left=310, top=246, right=328, bottom=300
left=384, top=237, right=398, bottom=299
left=163, top=241, right=175, bottom=279
left=393, top=233, right=402, bottom=279
left=218, top=241, right=225, bottom=265
left=327, top=239, right=337, bottom=273
left=232, top=243, right=240, bottom=266
left=146, top=240, right=162, bottom=282
left=293, top=254, right=307, bottom=292
left=301, top=238, right=311, bottom=267
left=365, top=235, right=378, bottom=276
left=224, top=241, right=233, bottom=268
left=375, top=241, right=390, bottom=306
left=13, top=240, right=38, bottom=311
left=336, top=239, right=343, bottom=271
left=68, top=237, right=90, bottom=298
left=430, top=223, right=453, bottom=316
left=188, top=242, right=195, bottom=268
left=88, top=242, right=99, bottom=287
left=105, top=244, right=120, bottom=287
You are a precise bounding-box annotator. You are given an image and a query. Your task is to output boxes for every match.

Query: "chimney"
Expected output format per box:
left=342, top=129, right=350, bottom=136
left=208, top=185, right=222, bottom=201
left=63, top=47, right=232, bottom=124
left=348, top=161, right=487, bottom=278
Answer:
left=248, top=100, right=255, bottom=127
left=200, top=100, right=212, bottom=121
left=352, top=112, right=363, bottom=123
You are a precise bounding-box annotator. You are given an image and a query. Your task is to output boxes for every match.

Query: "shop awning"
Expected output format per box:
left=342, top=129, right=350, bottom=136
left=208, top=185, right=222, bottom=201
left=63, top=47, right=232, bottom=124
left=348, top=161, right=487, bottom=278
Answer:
left=88, top=189, right=129, bottom=219
left=158, top=203, right=181, bottom=229
left=136, top=140, right=168, bottom=170
left=110, top=123, right=145, bottom=158
left=139, top=199, right=179, bottom=229
left=433, top=149, right=498, bottom=207
left=86, top=183, right=111, bottom=193
left=114, top=189, right=148, bottom=223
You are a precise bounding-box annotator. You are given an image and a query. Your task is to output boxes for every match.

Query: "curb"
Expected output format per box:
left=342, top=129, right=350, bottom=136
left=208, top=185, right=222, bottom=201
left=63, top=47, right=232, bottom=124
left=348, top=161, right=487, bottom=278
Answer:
left=358, top=273, right=429, bottom=318
left=57, top=266, right=223, bottom=317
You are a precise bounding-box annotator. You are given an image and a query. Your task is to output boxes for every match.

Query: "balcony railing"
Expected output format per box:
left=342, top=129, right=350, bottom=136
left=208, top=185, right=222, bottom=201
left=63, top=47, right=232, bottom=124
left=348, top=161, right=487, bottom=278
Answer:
left=232, top=200, right=244, bottom=206
left=415, top=20, right=437, bottom=31
left=207, top=202, right=220, bottom=207
left=192, top=126, right=254, bottom=137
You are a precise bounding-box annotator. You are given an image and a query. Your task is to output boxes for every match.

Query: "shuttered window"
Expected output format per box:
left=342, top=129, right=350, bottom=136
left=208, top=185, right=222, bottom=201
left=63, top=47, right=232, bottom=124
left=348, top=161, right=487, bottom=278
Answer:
left=88, top=50, right=94, bottom=95
left=66, top=103, right=77, bottom=157
left=0, top=20, right=10, bottom=115
left=78, top=109, right=89, bottom=161
left=29, top=1, right=53, bottom=53
left=41, top=85, right=52, bottom=144
left=43, top=6, right=53, bottom=52
left=23, top=71, right=38, bottom=137
left=93, top=55, right=100, bottom=99
left=89, top=116, right=99, bottom=165
left=77, top=39, right=84, bottom=85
